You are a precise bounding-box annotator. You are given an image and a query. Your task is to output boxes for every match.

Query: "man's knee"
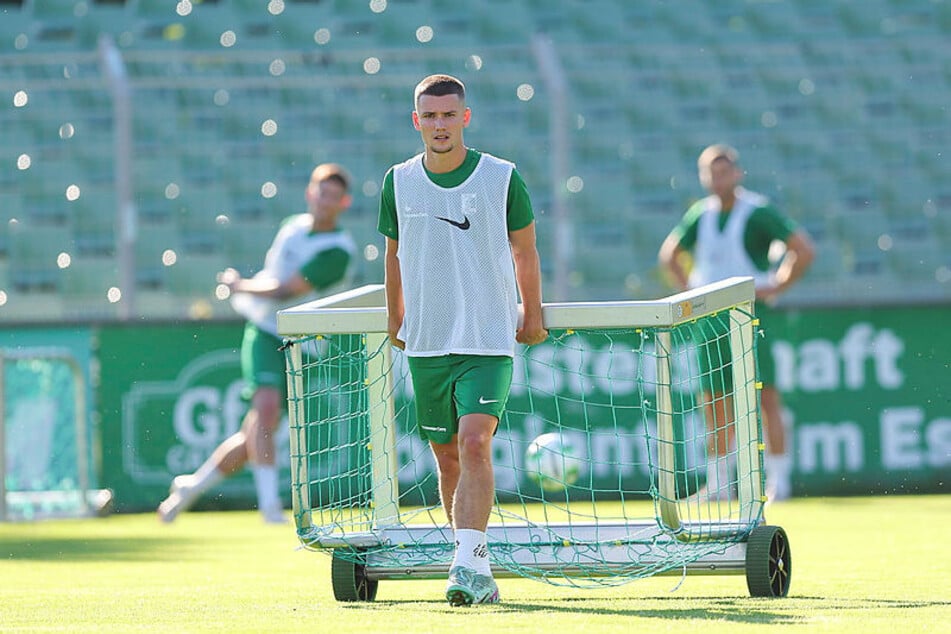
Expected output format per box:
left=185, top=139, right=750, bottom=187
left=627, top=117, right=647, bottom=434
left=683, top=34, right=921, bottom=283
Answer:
left=432, top=441, right=460, bottom=474
left=457, top=415, right=496, bottom=463
left=250, top=387, right=284, bottom=431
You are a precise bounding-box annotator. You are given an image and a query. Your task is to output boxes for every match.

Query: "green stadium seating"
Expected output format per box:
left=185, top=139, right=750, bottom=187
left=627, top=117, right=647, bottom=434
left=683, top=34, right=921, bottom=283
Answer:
left=7, top=223, right=72, bottom=292
left=70, top=187, right=118, bottom=257
left=165, top=251, right=226, bottom=296
left=886, top=236, right=945, bottom=285
left=4, top=0, right=951, bottom=319
left=0, top=6, right=30, bottom=53
left=59, top=255, right=119, bottom=299
left=172, top=185, right=228, bottom=254
left=134, top=223, right=180, bottom=289
left=221, top=218, right=274, bottom=275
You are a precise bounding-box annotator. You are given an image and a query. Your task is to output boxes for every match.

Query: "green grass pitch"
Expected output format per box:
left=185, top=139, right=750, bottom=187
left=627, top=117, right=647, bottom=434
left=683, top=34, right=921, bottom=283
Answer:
left=1, top=495, right=948, bottom=633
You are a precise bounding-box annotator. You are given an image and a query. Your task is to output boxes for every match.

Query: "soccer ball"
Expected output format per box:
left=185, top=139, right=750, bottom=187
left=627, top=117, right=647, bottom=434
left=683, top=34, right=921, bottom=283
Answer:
left=524, top=432, right=582, bottom=492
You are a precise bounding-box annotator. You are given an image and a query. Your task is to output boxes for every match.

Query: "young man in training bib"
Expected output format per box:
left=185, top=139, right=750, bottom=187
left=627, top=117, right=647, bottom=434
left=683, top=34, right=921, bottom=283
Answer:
left=658, top=144, right=814, bottom=503
left=158, top=163, right=355, bottom=524
left=378, top=74, right=547, bottom=606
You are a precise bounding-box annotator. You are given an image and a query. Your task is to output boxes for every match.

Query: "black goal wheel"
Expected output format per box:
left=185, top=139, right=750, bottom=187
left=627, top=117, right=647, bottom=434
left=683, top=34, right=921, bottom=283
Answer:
left=331, top=550, right=379, bottom=602
left=745, top=525, right=791, bottom=597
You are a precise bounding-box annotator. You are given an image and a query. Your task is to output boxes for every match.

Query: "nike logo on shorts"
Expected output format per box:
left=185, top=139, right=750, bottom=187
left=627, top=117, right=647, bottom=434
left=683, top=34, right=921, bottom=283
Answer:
left=479, top=397, right=499, bottom=404
left=435, top=215, right=471, bottom=230
left=421, top=425, right=447, bottom=432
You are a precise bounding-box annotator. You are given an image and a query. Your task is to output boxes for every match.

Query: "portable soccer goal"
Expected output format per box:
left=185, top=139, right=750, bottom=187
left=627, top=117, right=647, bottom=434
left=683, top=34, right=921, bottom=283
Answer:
left=0, top=348, right=113, bottom=521
left=277, top=277, right=790, bottom=601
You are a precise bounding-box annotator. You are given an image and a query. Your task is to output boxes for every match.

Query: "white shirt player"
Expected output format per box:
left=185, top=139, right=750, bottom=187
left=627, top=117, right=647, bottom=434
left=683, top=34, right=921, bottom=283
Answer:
left=392, top=152, right=519, bottom=357
left=689, top=187, right=774, bottom=290
left=230, top=214, right=355, bottom=336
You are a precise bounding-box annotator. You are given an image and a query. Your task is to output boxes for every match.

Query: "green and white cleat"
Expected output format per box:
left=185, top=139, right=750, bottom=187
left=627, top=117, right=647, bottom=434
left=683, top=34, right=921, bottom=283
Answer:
left=445, top=566, right=500, bottom=606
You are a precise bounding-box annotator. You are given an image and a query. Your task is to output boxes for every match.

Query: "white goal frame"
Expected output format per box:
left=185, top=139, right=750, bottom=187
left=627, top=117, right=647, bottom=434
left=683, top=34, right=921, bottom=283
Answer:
left=277, top=276, right=765, bottom=580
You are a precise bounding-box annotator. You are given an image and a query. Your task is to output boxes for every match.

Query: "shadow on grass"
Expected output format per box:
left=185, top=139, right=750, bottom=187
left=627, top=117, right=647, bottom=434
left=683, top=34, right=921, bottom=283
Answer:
left=341, top=595, right=951, bottom=624
left=0, top=535, right=207, bottom=562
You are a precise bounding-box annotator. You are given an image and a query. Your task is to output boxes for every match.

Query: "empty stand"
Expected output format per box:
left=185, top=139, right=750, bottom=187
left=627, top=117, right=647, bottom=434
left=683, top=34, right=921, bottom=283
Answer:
left=2, top=0, right=950, bottom=322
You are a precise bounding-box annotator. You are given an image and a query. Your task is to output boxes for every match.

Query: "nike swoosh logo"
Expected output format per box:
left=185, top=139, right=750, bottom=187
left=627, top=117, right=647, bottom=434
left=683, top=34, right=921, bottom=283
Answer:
left=479, top=397, right=499, bottom=404
left=436, top=215, right=470, bottom=230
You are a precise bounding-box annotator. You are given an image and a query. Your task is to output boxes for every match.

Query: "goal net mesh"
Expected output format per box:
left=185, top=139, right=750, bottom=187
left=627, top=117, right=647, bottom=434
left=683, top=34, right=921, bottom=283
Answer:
left=2, top=352, right=95, bottom=521
left=283, top=305, right=764, bottom=587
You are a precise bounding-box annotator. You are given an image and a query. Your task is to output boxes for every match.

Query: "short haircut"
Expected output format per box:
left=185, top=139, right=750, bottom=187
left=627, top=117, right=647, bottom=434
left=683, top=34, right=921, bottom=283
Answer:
left=311, top=163, right=351, bottom=192
left=414, top=74, right=466, bottom=107
left=698, top=144, right=740, bottom=170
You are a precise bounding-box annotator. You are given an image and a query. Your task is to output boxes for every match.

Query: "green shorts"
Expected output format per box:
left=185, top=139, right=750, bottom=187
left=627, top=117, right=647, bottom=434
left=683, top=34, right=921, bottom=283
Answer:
left=240, top=323, right=287, bottom=401
left=407, top=354, right=513, bottom=445
left=691, top=305, right=779, bottom=395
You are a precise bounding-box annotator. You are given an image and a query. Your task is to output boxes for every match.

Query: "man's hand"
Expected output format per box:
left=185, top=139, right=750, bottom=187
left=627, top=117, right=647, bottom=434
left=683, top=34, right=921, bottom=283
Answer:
left=516, top=307, right=548, bottom=346
left=755, top=284, right=781, bottom=304
left=387, top=314, right=405, bottom=350
left=516, top=325, right=548, bottom=346
left=216, top=268, right=242, bottom=293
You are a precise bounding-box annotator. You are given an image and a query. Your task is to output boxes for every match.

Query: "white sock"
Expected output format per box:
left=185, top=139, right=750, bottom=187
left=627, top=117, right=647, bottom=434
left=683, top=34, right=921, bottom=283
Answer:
left=452, top=529, right=491, bottom=576
left=706, top=458, right=731, bottom=495
left=250, top=464, right=281, bottom=512
left=190, top=461, right=224, bottom=494
left=764, top=453, right=792, bottom=497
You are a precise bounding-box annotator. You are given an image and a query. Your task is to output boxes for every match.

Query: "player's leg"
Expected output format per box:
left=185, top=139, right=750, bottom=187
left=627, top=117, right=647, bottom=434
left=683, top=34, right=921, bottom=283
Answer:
left=156, top=426, right=251, bottom=523
left=446, top=413, right=499, bottom=603
left=244, top=385, right=286, bottom=522
left=755, top=306, right=792, bottom=502
left=444, top=356, right=510, bottom=606
left=760, top=386, right=791, bottom=501
left=760, top=387, right=786, bottom=454
left=158, top=325, right=265, bottom=522
left=694, top=317, right=737, bottom=501
left=699, top=390, right=736, bottom=500
left=156, top=452, right=228, bottom=523
left=241, top=324, right=290, bottom=523
left=409, top=356, right=458, bottom=522
left=451, top=413, right=497, bottom=532
left=429, top=440, right=459, bottom=525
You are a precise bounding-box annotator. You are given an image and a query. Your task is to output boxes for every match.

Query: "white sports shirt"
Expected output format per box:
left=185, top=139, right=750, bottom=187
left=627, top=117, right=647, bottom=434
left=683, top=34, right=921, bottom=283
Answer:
left=230, top=214, right=355, bottom=335
left=393, top=152, right=519, bottom=357
left=689, top=187, right=773, bottom=290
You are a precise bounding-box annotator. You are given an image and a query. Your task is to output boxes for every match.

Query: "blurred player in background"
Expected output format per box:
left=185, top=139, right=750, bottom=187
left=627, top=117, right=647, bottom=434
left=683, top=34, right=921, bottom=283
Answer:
left=158, top=163, right=356, bottom=524
left=379, top=74, right=547, bottom=605
left=658, top=144, right=814, bottom=502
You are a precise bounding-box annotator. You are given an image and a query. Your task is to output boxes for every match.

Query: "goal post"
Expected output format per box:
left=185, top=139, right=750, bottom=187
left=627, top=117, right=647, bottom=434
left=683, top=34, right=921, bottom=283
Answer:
left=278, top=277, right=790, bottom=597
left=0, top=348, right=112, bottom=521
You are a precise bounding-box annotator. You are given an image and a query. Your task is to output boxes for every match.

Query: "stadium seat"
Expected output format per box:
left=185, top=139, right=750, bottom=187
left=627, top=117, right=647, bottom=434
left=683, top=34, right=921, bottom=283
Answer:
left=743, top=1, right=802, bottom=38
left=59, top=255, right=120, bottom=299
left=70, top=188, right=118, bottom=257
left=181, top=6, right=244, bottom=51
left=221, top=219, right=274, bottom=275
left=7, top=224, right=72, bottom=292
left=886, top=235, right=945, bottom=285
left=0, top=5, right=31, bottom=53
left=4, top=0, right=951, bottom=315
left=173, top=186, right=228, bottom=254
left=22, top=190, right=71, bottom=227
left=164, top=251, right=226, bottom=296
left=134, top=224, right=180, bottom=289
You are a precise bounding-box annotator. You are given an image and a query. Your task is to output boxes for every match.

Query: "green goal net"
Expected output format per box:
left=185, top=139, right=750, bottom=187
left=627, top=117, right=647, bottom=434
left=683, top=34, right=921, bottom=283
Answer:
left=1, top=349, right=108, bottom=521
left=279, top=278, right=768, bottom=590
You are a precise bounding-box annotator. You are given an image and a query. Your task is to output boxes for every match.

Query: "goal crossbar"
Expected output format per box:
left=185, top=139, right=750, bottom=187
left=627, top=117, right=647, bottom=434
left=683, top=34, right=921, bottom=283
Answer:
left=277, top=276, right=755, bottom=335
